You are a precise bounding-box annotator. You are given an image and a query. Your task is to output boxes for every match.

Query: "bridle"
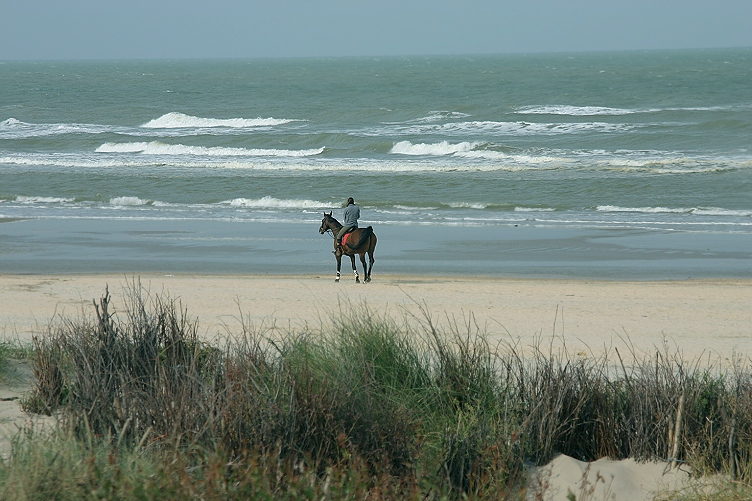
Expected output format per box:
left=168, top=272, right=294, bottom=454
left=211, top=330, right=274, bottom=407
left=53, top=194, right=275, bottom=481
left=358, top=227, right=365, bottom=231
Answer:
left=320, top=215, right=337, bottom=240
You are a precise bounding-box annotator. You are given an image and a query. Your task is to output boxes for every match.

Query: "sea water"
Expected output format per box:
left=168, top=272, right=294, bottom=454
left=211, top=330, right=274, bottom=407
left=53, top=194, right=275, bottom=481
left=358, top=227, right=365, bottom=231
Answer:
left=1, top=50, right=750, bottom=277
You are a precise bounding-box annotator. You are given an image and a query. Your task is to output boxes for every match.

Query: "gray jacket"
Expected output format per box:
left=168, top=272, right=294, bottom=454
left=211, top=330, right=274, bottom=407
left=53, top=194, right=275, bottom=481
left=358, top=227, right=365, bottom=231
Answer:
left=343, top=204, right=360, bottom=227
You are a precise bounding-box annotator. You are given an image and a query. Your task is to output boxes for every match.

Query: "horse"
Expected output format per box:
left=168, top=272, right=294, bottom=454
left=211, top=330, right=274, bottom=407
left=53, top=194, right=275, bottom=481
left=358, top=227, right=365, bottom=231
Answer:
left=319, top=212, right=377, bottom=283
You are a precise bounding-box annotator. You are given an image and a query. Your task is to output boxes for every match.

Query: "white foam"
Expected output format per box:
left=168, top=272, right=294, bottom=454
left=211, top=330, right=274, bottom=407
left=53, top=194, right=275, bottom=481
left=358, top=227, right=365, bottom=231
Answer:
left=389, top=205, right=440, bottom=211
left=141, top=112, right=298, bottom=129
left=519, top=104, right=751, bottom=116
left=692, top=208, right=752, bottom=217
left=375, top=121, right=638, bottom=137
left=597, top=205, right=752, bottom=217
left=411, top=111, right=473, bottom=123
left=110, top=196, right=149, bottom=206
left=455, top=150, right=561, bottom=163
left=448, top=202, right=488, bottom=209
left=96, top=141, right=325, bottom=157
left=96, top=142, right=152, bottom=153
left=15, top=196, right=75, bottom=204
left=515, top=207, right=556, bottom=212
left=517, top=105, right=637, bottom=116
left=1, top=118, right=24, bottom=126
left=0, top=119, right=116, bottom=139
left=0, top=154, right=560, bottom=173
left=598, top=205, right=689, bottom=214
left=221, top=196, right=328, bottom=210
left=390, top=140, right=479, bottom=156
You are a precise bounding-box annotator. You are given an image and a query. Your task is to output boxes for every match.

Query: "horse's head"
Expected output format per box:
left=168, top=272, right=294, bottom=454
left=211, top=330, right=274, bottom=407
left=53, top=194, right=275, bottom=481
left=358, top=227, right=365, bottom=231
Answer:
left=319, top=212, right=334, bottom=234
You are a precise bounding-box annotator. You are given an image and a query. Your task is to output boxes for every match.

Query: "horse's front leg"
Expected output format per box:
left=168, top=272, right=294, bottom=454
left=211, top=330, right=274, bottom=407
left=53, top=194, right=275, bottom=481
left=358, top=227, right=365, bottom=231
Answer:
left=335, top=252, right=342, bottom=282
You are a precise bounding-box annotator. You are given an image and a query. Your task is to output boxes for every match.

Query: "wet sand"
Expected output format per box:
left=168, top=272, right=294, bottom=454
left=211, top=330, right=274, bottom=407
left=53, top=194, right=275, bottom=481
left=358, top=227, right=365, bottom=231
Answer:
left=1, top=218, right=751, bottom=280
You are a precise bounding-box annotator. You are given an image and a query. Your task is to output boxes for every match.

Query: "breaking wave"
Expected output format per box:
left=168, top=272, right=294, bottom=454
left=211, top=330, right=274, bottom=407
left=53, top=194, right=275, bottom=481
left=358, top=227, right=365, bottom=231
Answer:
left=96, top=141, right=325, bottom=157
left=371, top=121, right=640, bottom=137
left=390, top=140, right=479, bottom=156
left=110, top=197, right=150, bottom=206
left=141, top=112, right=298, bottom=129
left=15, top=196, right=75, bottom=204
left=516, top=105, right=638, bottom=116
left=597, top=205, right=752, bottom=217
left=220, top=196, right=328, bottom=209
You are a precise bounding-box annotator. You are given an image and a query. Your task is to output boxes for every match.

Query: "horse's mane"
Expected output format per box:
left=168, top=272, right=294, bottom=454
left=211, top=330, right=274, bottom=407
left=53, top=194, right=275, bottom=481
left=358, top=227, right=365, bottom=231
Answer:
left=326, top=213, right=342, bottom=228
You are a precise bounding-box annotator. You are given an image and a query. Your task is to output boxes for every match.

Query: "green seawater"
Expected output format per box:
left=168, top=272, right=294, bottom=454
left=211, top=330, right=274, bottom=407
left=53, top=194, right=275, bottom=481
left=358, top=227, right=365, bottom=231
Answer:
left=0, top=50, right=750, bottom=276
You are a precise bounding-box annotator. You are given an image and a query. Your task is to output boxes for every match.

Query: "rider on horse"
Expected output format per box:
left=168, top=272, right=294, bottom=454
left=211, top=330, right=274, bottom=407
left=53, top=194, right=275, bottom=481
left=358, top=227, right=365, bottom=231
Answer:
left=335, top=197, right=359, bottom=251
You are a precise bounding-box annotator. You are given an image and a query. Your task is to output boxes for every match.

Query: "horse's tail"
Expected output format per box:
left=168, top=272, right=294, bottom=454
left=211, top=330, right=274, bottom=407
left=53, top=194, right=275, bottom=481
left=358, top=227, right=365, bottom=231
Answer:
left=347, top=226, right=373, bottom=250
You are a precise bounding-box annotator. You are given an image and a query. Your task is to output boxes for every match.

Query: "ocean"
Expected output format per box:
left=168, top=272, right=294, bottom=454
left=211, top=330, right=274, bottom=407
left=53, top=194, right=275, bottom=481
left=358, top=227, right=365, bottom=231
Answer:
left=1, top=49, right=750, bottom=278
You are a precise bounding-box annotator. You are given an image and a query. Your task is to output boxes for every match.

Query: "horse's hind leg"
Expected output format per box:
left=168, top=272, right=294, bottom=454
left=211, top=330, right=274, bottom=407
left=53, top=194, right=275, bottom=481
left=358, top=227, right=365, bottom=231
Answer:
left=365, top=237, right=376, bottom=283
left=359, top=253, right=368, bottom=283
left=365, top=251, right=375, bottom=283
left=350, top=254, right=359, bottom=283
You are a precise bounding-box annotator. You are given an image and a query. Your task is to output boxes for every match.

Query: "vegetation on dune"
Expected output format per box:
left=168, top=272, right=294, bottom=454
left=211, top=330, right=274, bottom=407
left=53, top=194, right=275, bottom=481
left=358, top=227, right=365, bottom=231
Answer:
left=0, top=340, right=32, bottom=383
left=2, top=282, right=752, bottom=499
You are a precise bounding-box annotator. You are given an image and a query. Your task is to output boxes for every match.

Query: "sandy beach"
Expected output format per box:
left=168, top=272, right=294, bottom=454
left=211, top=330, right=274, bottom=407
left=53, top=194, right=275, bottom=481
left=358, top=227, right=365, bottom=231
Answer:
left=1, top=274, right=749, bottom=499
left=1, top=273, right=750, bottom=361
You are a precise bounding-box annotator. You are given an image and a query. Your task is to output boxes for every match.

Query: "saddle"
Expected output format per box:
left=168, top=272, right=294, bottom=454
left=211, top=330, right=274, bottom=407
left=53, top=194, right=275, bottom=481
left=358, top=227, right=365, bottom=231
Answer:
left=341, top=228, right=356, bottom=247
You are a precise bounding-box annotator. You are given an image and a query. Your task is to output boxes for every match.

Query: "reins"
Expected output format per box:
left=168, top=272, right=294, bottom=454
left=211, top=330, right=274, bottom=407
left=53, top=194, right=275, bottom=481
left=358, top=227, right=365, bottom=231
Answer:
left=322, top=217, right=339, bottom=240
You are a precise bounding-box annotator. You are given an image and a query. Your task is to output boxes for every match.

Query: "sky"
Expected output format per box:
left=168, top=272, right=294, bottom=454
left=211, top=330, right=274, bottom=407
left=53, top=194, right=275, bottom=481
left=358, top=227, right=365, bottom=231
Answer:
left=1, top=0, right=751, bottom=60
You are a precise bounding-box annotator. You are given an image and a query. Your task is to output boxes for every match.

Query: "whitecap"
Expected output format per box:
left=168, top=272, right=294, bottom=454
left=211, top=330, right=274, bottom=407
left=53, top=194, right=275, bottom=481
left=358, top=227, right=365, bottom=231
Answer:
left=1, top=118, right=24, bottom=126
left=96, top=141, right=325, bottom=157
left=372, top=121, right=639, bottom=137
left=220, top=196, right=328, bottom=210
left=412, top=111, right=472, bottom=123
left=595, top=205, right=751, bottom=216
left=15, top=196, right=75, bottom=204
left=390, top=140, right=479, bottom=156
left=110, top=197, right=150, bottom=206
left=0, top=119, right=115, bottom=139
left=448, top=202, right=488, bottom=209
left=516, top=105, right=636, bottom=116
left=141, top=112, right=298, bottom=129
left=455, top=150, right=561, bottom=163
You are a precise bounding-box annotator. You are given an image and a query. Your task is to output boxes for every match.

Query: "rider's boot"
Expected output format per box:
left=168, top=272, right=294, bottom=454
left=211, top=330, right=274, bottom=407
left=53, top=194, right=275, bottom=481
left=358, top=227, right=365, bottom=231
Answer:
left=333, top=240, right=342, bottom=254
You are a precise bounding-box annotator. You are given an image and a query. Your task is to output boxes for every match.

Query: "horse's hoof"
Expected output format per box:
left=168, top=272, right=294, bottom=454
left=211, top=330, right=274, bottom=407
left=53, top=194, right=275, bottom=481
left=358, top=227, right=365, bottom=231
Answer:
left=365, top=277, right=371, bottom=283
left=335, top=278, right=340, bottom=282
left=356, top=278, right=360, bottom=283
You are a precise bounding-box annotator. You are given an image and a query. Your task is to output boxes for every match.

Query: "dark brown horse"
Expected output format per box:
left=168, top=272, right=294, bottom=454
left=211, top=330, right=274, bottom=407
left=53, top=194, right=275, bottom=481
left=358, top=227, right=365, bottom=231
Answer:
left=319, top=212, right=377, bottom=283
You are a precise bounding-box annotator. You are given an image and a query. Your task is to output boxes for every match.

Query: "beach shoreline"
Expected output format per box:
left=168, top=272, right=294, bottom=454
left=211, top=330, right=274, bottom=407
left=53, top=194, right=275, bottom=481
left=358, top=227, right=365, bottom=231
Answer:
left=2, top=272, right=750, bottom=361
left=2, top=217, right=750, bottom=280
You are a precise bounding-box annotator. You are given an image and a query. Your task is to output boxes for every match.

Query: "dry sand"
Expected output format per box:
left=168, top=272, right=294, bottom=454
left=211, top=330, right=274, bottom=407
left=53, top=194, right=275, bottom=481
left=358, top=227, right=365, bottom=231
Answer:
left=0, top=273, right=749, bottom=498
left=1, top=273, right=750, bottom=359
left=529, top=453, right=692, bottom=501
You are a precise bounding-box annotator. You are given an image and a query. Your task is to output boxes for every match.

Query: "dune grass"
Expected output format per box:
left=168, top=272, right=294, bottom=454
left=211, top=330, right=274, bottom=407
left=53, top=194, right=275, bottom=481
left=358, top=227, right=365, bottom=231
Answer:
left=0, top=340, right=33, bottom=384
left=4, top=282, right=752, bottom=499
